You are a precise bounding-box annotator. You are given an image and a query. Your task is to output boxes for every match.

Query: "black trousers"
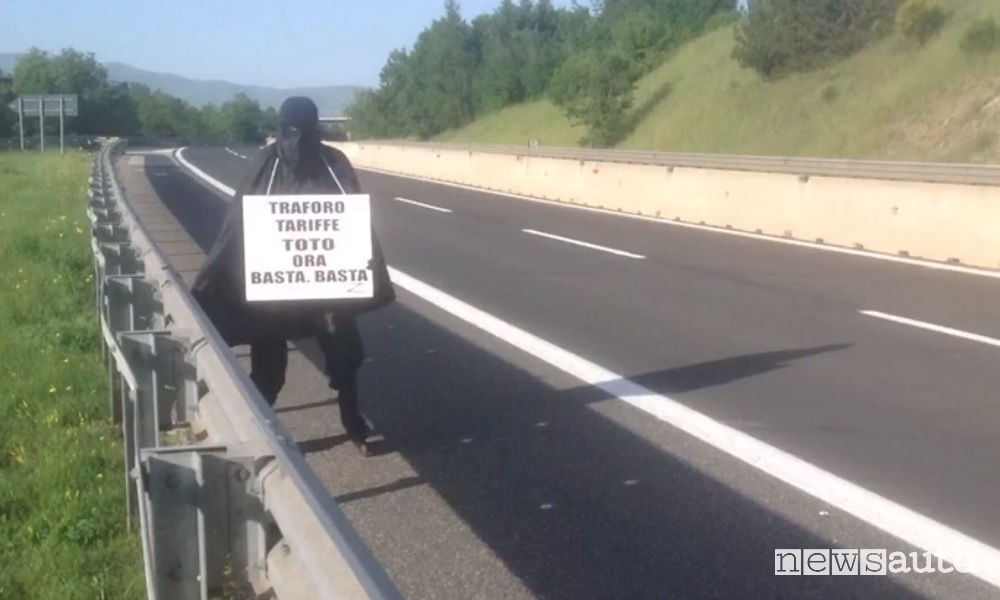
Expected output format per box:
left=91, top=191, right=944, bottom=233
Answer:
left=249, top=316, right=367, bottom=438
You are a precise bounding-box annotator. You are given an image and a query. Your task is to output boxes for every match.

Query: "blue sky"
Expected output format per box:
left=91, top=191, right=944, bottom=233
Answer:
left=1, top=0, right=579, bottom=88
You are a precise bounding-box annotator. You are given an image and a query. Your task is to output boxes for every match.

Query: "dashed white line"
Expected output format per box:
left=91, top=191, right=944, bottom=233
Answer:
left=522, top=229, right=646, bottom=259
left=861, top=310, right=1000, bottom=348
left=224, top=146, right=249, bottom=160
left=176, top=148, right=1000, bottom=590
left=393, top=197, right=452, bottom=213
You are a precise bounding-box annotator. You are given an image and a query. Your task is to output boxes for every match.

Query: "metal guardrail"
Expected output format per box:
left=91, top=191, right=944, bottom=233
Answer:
left=362, top=140, right=1000, bottom=186
left=88, top=141, right=403, bottom=600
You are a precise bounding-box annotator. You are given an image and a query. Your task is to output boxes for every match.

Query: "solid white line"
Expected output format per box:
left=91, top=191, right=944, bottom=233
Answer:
left=175, top=148, right=236, bottom=196
left=393, top=197, right=452, bottom=213
left=176, top=149, right=1000, bottom=589
left=523, top=228, right=646, bottom=259
left=388, top=267, right=1000, bottom=588
left=861, top=310, right=1000, bottom=348
left=356, top=165, right=1000, bottom=280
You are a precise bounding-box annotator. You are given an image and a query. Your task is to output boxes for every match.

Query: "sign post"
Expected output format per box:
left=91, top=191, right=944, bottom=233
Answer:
left=17, top=97, right=24, bottom=151
left=242, top=194, right=375, bottom=302
left=59, top=96, right=66, bottom=154
left=8, top=94, right=78, bottom=152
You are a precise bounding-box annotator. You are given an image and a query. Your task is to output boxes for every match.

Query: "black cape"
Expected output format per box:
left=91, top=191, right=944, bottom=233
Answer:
left=191, top=144, right=395, bottom=346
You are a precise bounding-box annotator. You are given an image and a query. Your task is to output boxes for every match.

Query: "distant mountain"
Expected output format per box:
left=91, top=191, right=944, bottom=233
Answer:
left=0, top=53, right=361, bottom=115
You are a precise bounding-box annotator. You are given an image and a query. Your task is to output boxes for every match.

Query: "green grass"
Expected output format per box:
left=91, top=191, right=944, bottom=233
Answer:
left=437, top=99, right=585, bottom=146
left=440, top=0, right=1000, bottom=163
left=0, top=151, right=144, bottom=600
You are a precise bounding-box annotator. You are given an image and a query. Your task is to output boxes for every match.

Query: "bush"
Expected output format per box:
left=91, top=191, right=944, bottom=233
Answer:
left=550, top=51, right=637, bottom=147
left=961, top=17, right=1000, bottom=54
left=896, top=0, right=949, bottom=45
left=870, top=17, right=894, bottom=40
left=704, top=10, right=741, bottom=32
left=734, top=0, right=901, bottom=78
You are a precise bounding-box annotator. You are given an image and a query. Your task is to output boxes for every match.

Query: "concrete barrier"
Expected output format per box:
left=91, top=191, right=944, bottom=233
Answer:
left=332, top=142, right=1000, bottom=270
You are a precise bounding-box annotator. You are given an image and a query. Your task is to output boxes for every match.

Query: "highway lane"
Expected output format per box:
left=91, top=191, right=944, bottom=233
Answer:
left=154, top=145, right=1000, bottom=598
left=194, top=144, right=1000, bottom=544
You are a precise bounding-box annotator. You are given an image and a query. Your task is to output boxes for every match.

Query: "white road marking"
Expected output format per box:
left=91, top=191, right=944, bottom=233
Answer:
left=356, top=165, right=1000, bottom=280
left=388, top=267, right=1000, bottom=588
left=176, top=148, right=1000, bottom=590
left=393, top=197, right=452, bottom=213
left=861, top=310, right=1000, bottom=348
left=523, top=228, right=646, bottom=259
left=224, top=146, right=249, bottom=160
left=175, top=148, right=236, bottom=196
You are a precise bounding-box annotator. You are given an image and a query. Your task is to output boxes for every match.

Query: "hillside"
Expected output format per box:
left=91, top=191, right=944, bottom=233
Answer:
left=439, top=0, right=1000, bottom=163
left=0, top=54, right=359, bottom=115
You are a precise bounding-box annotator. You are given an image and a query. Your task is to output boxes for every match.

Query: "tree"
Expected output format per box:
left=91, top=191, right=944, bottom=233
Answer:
left=197, top=104, right=229, bottom=141
left=129, top=83, right=204, bottom=139
left=611, top=6, right=678, bottom=77
left=344, top=0, right=734, bottom=144
left=549, top=50, right=636, bottom=146
left=221, top=93, right=267, bottom=143
left=0, top=69, right=15, bottom=139
left=345, top=89, right=390, bottom=139
left=405, top=0, right=479, bottom=137
left=262, top=106, right=279, bottom=135
left=12, top=48, right=139, bottom=135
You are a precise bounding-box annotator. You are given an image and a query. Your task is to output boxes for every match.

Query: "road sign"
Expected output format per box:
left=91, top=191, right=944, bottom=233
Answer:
left=8, top=94, right=79, bottom=153
left=7, top=94, right=78, bottom=117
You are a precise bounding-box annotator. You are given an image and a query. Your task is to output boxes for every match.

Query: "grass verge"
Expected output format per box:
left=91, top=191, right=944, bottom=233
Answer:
left=0, top=151, right=144, bottom=599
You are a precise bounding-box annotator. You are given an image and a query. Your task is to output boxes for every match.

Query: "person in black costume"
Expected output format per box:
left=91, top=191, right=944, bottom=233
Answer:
left=191, top=97, right=394, bottom=453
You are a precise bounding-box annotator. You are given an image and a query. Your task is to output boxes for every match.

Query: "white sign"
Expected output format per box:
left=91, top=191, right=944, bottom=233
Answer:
left=242, top=194, right=374, bottom=302
left=9, top=94, right=79, bottom=117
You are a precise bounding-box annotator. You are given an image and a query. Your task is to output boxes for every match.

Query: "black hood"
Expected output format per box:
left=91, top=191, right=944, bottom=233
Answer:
left=277, top=96, right=324, bottom=176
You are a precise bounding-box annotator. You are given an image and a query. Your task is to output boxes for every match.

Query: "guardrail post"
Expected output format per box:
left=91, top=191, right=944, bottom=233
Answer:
left=119, top=331, right=185, bottom=449
left=122, top=383, right=139, bottom=526
left=103, top=275, right=162, bottom=424
left=173, top=342, right=200, bottom=430
left=105, top=276, right=161, bottom=332
left=96, top=242, right=142, bottom=277
left=139, top=446, right=275, bottom=600
left=117, top=330, right=184, bottom=528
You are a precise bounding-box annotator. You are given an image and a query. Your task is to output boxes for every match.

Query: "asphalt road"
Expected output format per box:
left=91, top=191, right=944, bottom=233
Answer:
left=125, top=144, right=1000, bottom=600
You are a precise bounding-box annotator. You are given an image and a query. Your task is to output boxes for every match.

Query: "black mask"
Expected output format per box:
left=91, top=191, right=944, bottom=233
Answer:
left=277, top=97, right=322, bottom=173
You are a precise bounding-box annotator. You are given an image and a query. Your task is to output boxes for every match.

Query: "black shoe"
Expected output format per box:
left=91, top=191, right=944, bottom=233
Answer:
left=351, top=439, right=372, bottom=457
left=344, top=419, right=370, bottom=443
